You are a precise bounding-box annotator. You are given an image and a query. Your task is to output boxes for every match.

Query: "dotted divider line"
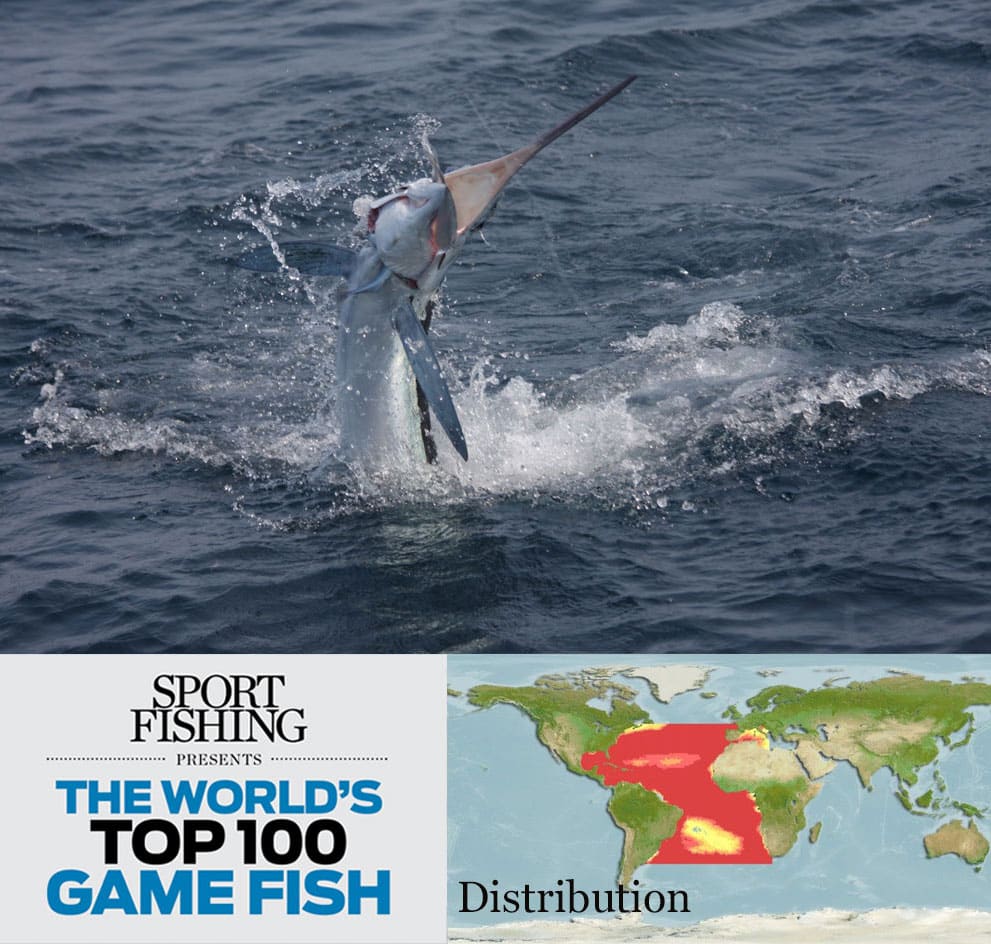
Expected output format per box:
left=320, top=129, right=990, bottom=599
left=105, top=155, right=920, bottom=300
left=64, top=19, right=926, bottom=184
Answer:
left=46, top=757, right=168, bottom=762
left=269, top=756, right=389, bottom=762
left=44, top=756, right=390, bottom=762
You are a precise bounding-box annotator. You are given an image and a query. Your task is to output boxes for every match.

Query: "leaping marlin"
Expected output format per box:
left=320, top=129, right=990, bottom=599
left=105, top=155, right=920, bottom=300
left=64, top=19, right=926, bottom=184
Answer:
left=236, top=75, right=636, bottom=470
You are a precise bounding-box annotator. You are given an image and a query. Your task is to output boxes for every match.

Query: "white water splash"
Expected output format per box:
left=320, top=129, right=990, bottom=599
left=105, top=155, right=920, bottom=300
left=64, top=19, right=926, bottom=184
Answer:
left=22, top=294, right=991, bottom=511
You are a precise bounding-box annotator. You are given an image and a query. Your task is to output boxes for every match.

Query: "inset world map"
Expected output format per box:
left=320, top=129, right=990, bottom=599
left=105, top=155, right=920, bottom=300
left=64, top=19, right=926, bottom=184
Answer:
left=449, top=656, right=991, bottom=929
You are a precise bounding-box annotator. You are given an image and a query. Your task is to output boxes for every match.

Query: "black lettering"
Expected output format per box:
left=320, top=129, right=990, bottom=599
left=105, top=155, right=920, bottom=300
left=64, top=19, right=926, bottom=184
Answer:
left=459, top=881, right=488, bottom=913
left=183, top=819, right=225, bottom=863
left=90, top=820, right=132, bottom=864
left=259, top=819, right=302, bottom=865
left=151, top=675, right=176, bottom=709
left=133, top=819, right=181, bottom=865
left=305, top=819, right=347, bottom=865
left=669, top=888, right=690, bottom=913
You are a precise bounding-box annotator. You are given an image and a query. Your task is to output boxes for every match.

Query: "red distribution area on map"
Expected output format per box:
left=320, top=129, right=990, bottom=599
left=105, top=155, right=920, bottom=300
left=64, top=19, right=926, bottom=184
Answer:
left=581, top=724, right=772, bottom=864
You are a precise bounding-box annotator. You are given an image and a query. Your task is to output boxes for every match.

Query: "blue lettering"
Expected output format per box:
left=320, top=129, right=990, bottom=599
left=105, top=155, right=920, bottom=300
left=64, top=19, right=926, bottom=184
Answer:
left=350, top=780, right=382, bottom=814
left=348, top=869, right=390, bottom=915
left=160, top=780, right=207, bottom=814
left=92, top=869, right=137, bottom=915
left=47, top=870, right=91, bottom=915
left=196, top=870, right=235, bottom=915
left=206, top=780, right=243, bottom=814
left=248, top=870, right=285, bottom=915
left=306, top=781, right=338, bottom=813
left=54, top=782, right=86, bottom=815
left=303, top=870, right=345, bottom=915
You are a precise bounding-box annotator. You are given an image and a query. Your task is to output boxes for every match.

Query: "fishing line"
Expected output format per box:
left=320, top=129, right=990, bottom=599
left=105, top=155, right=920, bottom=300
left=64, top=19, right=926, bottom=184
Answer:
left=462, top=87, right=595, bottom=325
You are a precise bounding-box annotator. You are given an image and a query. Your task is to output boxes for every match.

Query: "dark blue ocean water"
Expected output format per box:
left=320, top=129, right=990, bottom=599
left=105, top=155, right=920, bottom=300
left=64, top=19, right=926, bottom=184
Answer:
left=2, top=0, right=989, bottom=652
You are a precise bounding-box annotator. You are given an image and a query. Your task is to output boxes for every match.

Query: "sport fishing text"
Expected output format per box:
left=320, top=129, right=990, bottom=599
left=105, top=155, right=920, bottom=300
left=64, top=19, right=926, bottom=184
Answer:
left=130, top=674, right=306, bottom=743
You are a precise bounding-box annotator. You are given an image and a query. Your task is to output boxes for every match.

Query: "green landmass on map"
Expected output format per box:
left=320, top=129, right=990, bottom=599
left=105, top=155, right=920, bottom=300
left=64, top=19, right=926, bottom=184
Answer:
left=467, top=669, right=676, bottom=881
left=462, top=669, right=991, bottom=882
left=724, top=675, right=991, bottom=789
left=709, top=735, right=829, bottom=857
left=952, top=800, right=984, bottom=818
left=896, top=788, right=920, bottom=814
left=607, top=782, right=682, bottom=883
left=467, top=670, right=650, bottom=776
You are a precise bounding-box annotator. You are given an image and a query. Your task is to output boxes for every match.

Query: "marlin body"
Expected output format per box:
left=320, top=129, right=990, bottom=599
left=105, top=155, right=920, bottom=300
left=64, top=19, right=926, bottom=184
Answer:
left=236, top=76, right=636, bottom=471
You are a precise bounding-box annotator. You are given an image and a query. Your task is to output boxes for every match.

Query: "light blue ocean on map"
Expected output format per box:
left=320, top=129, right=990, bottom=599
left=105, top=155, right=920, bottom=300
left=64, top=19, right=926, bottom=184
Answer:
left=448, top=655, right=991, bottom=927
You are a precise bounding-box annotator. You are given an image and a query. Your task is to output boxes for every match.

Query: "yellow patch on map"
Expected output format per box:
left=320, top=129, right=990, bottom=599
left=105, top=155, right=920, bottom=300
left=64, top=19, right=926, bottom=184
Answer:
left=629, top=752, right=700, bottom=769
left=736, top=727, right=770, bottom=750
left=681, top=817, right=744, bottom=856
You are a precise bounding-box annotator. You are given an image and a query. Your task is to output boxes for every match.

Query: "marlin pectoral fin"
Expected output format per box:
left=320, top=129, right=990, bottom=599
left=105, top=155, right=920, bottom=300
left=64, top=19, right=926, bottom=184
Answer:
left=393, top=300, right=468, bottom=461
left=232, top=241, right=357, bottom=277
